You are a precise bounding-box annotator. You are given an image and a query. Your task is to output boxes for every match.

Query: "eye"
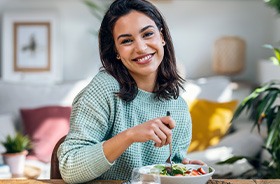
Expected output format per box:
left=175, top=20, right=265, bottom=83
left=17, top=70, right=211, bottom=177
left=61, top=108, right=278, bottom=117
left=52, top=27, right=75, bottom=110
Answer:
left=143, top=31, right=154, bottom=38
left=121, top=39, right=133, bottom=45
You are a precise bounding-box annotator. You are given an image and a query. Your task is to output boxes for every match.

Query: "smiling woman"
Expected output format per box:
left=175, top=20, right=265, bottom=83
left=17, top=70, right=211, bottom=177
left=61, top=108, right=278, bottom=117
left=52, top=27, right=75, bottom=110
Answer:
left=113, top=11, right=165, bottom=92
left=57, top=0, right=197, bottom=183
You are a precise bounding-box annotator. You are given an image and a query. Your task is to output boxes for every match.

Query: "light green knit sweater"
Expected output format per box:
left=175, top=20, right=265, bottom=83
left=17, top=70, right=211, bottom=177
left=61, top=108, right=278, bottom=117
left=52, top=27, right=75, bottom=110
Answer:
left=58, top=71, right=192, bottom=183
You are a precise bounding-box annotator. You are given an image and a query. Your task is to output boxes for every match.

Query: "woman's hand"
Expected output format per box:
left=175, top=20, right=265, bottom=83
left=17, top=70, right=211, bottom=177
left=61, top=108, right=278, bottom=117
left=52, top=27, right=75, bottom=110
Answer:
left=182, top=158, right=205, bottom=165
left=103, top=115, right=175, bottom=163
left=126, top=115, right=175, bottom=147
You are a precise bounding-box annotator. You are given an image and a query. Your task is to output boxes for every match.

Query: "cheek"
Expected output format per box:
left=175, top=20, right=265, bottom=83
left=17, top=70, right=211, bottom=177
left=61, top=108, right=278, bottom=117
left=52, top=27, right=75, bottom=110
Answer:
left=154, top=41, right=165, bottom=57
left=151, top=38, right=164, bottom=50
left=118, top=47, right=132, bottom=58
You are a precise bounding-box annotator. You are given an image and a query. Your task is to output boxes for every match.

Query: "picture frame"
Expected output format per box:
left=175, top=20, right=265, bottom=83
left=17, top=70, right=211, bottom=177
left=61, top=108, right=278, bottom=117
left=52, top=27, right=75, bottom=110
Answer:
left=2, top=12, right=61, bottom=83
left=13, top=22, right=51, bottom=72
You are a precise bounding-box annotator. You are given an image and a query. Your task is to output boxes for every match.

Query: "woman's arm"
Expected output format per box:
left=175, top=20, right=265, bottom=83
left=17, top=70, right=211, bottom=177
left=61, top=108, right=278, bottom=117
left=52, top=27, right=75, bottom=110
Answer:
left=103, top=115, right=175, bottom=162
left=58, top=85, right=175, bottom=183
left=59, top=107, right=175, bottom=184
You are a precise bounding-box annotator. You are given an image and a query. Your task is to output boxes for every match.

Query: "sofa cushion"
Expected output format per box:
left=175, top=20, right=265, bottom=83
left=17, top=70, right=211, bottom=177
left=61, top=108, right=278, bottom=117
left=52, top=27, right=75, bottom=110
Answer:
left=182, top=76, right=232, bottom=102
left=187, top=99, right=238, bottom=152
left=187, top=128, right=263, bottom=177
left=0, top=79, right=89, bottom=132
left=20, top=106, right=71, bottom=163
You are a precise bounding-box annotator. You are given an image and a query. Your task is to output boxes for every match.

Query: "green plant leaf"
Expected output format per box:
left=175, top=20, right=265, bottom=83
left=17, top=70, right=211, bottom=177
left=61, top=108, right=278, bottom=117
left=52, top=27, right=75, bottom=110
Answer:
left=266, top=109, right=280, bottom=148
left=270, top=57, right=280, bottom=66
left=264, top=44, right=280, bottom=66
left=264, top=0, right=280, bottom=14
left=274, top=48, right=280, bottom=60
left=216, top=156, right=249, bottom=165
left=1, top=132, right=31, bottom=153
left=83, top=0, right=105, bottom=21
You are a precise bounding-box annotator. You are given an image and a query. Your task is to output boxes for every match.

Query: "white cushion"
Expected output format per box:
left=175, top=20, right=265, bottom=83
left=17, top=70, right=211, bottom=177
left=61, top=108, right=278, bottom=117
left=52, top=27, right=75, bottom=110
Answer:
left=187, top=129, right=263, bottom=176
left=188, top=147, right=254, bottom=176
left=0, top=114, right=16, bottom=154
left=182, top=76, right=232, bottom=102
left=211, top=129, right=263, bottom=157
left=0, top=79, right=90, bottom=130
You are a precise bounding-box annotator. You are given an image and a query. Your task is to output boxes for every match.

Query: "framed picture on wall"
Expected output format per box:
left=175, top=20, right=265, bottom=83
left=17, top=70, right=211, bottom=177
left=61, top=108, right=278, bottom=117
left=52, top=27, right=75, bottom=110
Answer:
left=2, top=12, right=61, bottom=83
left=14, top=22, right=51, bottom=72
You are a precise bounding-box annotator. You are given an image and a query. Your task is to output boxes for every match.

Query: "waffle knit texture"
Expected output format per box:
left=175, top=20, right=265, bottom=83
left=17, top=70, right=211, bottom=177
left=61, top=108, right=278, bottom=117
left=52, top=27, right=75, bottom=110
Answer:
left=58, top=71, right=192, bottom=184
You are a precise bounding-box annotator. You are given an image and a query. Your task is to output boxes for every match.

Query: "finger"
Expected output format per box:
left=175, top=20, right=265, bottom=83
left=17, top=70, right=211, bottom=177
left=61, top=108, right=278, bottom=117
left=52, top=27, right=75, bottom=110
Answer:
left=160, top=116, right=176, bottom=129
left=160, top=121, right=173, bottom=145
left=158, top=123, right=173, bottom=145
left=151, top=133, right=162, bottom=147
left=189, top=160, right=205, bottom=165
left=153, top=127, right=167, bottom=147
left=148, top=120, right=164, bottom=147
left=165, top=132, right=172, bottom=145
left=157, top=118, right=173, bottom=145
left=182, top=158, right=190, bottom=164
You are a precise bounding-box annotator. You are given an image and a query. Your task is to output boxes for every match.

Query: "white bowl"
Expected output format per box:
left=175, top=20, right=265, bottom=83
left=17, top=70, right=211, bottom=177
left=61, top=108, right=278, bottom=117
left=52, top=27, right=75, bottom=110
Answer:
left=140, top=164, right=215, bottom=184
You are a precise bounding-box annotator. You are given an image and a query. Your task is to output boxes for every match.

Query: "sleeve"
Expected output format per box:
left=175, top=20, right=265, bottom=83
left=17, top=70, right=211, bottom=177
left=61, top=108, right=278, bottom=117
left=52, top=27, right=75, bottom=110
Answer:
left=173, top=100, right=192, bottom=163
left=57, top=73, right=117, bottom=184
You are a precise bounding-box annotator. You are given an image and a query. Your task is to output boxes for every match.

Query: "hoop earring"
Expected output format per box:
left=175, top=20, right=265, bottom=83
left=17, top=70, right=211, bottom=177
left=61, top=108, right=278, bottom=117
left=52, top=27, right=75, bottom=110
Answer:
left=162, top=41, right=166, bottom=46
left=116, top=54, right=121, bottom=60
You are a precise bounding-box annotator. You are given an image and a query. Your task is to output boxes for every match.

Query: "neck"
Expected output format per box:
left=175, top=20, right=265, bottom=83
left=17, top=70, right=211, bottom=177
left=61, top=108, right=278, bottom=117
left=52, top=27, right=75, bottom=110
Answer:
left=137, top=80, right=156, bottom=92
left=130, top=73, right=157, bottom=92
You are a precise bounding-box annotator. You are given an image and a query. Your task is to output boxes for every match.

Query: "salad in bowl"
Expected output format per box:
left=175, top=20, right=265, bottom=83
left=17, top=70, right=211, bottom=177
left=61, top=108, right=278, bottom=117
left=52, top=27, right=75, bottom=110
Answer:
left=141, top=163, right=215, bottom=184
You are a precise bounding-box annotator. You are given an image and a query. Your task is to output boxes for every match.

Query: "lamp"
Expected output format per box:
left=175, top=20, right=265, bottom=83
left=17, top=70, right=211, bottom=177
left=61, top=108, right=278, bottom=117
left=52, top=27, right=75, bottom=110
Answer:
left=212, top=36, right=246, bottom=75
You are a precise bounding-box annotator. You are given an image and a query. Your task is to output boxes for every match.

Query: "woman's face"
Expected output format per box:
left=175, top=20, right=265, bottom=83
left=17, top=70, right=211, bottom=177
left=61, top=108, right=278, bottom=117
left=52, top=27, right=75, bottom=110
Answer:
left=113, top=10, right=165, bottom=82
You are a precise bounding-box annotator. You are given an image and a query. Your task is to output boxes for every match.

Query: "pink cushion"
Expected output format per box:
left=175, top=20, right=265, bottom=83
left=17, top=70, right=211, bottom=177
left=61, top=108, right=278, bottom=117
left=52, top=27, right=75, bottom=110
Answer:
left=20, top=106, right=71, bottom=163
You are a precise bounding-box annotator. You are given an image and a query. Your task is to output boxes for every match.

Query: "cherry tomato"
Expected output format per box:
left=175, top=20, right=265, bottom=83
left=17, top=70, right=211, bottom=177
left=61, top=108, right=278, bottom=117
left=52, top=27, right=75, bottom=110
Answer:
left=191, top=170, right=200, bottom=176
left=197, top=167, right=207, bottom=175
left=185, top=170, right=191, bottom=175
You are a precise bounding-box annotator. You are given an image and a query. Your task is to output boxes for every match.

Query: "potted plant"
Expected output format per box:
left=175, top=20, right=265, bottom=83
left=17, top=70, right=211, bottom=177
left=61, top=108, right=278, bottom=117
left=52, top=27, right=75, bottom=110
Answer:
left=218, top=45, right=280, bottom=179
left=217, top=1, right=280, bottom=179
left=1, top=132, right=32, bottom=177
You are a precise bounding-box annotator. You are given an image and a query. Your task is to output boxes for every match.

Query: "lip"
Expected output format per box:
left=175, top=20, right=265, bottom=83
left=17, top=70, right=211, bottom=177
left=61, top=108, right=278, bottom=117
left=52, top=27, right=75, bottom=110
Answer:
left=132, top=52, right=155, bottom=64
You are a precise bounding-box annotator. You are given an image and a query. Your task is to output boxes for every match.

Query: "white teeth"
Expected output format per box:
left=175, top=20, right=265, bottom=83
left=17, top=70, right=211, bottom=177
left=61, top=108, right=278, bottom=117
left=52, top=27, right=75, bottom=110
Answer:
left=137, top=55, right=151, bottom=62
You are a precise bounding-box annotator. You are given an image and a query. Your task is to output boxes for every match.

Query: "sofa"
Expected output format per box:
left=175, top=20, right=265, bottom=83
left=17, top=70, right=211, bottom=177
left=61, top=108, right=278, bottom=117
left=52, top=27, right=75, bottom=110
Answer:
left=0, top=79, right=90, bottom=179
left=0, top=75, right=264, bottom=179
left=181, top=76, right=265, bottom=177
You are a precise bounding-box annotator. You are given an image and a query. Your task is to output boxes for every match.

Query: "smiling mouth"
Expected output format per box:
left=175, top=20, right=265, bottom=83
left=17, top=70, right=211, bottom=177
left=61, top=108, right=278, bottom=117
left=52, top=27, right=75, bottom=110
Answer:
left=132, top=52, right=155, bottom=63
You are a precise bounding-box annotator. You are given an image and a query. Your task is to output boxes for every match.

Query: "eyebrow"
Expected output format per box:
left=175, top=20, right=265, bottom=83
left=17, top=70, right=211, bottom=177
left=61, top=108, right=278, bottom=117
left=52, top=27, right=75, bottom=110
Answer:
left=117, top=25, right=155, bottom=40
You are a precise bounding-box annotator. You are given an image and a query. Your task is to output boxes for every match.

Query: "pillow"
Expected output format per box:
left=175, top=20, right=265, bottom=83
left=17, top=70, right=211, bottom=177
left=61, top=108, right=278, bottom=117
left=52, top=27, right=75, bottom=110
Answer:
left=187, top=99, right=238, bottom=152
left=20, top=106, right=71, bottom=163
left=182, top=76, right=232, bottom=102
left=0, top=114, right=16, bottom=153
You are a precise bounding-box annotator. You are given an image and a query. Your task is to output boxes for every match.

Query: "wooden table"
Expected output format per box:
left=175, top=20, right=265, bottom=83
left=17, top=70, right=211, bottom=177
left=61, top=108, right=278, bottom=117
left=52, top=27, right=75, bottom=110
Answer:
left=0, top=179, right=280, bottom=184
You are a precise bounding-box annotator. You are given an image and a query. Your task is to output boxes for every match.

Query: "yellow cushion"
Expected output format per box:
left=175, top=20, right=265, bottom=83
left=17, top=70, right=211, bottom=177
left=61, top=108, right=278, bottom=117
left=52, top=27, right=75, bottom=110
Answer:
left=187, top=99, right=238, bottom=152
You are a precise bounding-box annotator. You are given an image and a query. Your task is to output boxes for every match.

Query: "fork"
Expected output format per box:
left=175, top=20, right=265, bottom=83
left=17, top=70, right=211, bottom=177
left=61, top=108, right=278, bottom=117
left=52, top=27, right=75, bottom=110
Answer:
left=165, top=111, right=173, bottom=176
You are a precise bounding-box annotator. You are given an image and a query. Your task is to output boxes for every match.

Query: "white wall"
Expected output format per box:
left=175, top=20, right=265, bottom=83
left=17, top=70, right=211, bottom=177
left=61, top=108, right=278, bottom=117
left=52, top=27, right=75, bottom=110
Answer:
left=155, top=0, right=277, bottom=82
left=0, top=0, right=278, bottom=83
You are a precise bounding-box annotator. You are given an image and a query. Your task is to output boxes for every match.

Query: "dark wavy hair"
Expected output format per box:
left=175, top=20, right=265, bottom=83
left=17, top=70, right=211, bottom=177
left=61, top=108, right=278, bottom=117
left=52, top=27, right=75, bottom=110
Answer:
left=98, top=0, right=185, bottom=102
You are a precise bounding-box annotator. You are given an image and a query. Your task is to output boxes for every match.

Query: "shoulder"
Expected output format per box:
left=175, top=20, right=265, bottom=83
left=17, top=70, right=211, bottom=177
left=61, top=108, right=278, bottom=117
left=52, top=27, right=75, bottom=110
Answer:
left=73, top=71, right=119, bottom=103
left=86, top=71, right=119, bottom=92
left=172, top=96, right=188, bottom=110
left=92, top=71, right=119, bottom=88
left=170, top=96, right=190, bottom=121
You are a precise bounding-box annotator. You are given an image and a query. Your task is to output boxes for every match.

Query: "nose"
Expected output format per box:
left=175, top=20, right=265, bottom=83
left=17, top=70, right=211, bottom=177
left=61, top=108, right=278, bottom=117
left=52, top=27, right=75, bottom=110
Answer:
left=134, top=39, right=147, bottom=53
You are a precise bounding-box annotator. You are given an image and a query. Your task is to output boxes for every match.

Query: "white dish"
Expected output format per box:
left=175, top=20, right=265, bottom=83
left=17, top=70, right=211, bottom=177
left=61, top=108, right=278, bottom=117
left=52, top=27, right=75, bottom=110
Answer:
left=140, top=164, right=215, bottom=184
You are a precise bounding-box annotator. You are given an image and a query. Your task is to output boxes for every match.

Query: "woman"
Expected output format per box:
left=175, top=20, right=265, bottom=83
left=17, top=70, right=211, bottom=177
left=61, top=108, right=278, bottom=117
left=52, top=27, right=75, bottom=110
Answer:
left=58, top=0, right=200, bottom=183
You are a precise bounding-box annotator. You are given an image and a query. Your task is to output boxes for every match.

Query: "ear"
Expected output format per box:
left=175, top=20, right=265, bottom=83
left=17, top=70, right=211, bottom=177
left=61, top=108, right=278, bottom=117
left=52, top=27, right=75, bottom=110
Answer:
left=160, top=29, right=166, bottom=46
left=114, top=47, right=121, bottom=60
